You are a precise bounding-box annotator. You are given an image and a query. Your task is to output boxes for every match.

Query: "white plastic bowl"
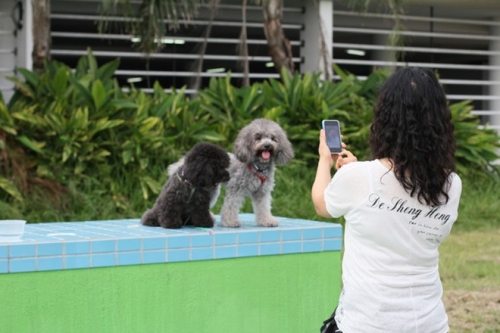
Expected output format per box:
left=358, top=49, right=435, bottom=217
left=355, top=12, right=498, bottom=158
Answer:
left=0, top=220, right=27, bottom=242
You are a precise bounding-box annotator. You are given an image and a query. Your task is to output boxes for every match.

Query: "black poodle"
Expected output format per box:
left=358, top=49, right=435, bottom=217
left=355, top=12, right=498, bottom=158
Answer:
left=141, top=142, right=230, bottom=229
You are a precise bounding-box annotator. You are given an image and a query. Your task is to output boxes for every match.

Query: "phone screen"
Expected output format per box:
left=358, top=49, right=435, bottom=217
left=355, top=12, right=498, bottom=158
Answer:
left=323, top=120, right=342, bottom=153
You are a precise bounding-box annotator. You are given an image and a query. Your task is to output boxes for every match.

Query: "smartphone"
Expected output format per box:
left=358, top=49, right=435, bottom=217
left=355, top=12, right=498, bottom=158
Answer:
left=322, top=120, right=342, bottom=154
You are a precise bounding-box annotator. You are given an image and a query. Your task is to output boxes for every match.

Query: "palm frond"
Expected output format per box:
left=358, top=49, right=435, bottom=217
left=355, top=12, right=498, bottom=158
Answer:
left=343, top=0, right=407, bottom=59
left=98, top=0, right=204, bottom=55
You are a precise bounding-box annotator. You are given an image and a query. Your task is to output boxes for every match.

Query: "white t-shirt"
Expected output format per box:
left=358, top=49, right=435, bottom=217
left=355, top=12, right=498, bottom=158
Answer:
left=325, top=160, right=461, bottom=333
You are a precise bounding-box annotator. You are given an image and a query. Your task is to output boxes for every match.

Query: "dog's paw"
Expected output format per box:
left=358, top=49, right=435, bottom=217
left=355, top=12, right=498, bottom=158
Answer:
left=221, top=219, right=242, bottom=228
left=257, top=216, right=279, bottom=227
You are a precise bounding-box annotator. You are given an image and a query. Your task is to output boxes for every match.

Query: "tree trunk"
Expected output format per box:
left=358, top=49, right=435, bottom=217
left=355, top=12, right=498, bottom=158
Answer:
left=191, top=0, right=218, bottom=92
left=261, top=0, right=294, bottom=76
left=238, top=0, right=250, bottom=87
left=32, top=0, right=51, bottom=73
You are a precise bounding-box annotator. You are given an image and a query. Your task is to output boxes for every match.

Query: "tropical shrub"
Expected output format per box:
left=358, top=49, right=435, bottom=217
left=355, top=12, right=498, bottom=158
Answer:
left=0, top=50, right=227, bottom=207
left=0, top=50, right=498, bottom=216
left=451, top=100, right=500, bottom=179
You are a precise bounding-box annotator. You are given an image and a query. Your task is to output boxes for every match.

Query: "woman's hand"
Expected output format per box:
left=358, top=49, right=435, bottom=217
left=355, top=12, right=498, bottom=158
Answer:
left=318, top=130, right=357, bottom=170
left=335, top=149, right=357, bottom=169
left=313, top=130, right=357, bottom=218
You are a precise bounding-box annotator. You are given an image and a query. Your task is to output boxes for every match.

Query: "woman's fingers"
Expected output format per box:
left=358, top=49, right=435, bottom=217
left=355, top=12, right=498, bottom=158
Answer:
left=319, top=130, right=330, bottom=153
left=335, top=149, right=358, bottom=169
left=319, top=131, right=355, bottom=170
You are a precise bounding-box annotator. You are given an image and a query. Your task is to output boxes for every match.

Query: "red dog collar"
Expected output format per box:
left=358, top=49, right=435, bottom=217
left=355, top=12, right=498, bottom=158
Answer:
left=247, top=163, right=267, bottom=184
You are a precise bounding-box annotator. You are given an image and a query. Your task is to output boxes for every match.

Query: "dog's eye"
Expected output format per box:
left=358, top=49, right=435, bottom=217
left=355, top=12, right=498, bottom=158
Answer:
left=271, top=135, right=277, bottom=142
left=255, top=134, right=262, bottom=140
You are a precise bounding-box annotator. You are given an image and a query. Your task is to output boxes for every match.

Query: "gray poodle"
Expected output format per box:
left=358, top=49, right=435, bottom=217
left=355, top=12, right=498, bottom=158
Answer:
left=220, top=118, right=294, bottom=228
left=141, top=142, right=230, bottom=229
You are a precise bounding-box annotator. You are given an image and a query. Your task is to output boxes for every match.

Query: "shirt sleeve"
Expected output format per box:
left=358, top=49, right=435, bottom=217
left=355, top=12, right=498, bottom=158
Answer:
left=324, top=162, right=370, bottom=218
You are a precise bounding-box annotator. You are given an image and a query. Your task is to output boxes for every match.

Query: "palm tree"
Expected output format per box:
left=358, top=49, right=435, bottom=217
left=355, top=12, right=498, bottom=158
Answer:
left=345, top=0, right=406, bottom=59
left=98, top=0, right=295, bottom=81
left=97, top=0, right=405, bottom=80
left=30, top=0, right=405, bottom=79
left=32, top=0, right=51, bottom=73
left=259, top=0, right=294, bottom=76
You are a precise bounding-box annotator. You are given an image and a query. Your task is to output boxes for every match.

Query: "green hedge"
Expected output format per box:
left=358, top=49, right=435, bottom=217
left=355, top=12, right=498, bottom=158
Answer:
left=0, top=50, right=499, bottom=211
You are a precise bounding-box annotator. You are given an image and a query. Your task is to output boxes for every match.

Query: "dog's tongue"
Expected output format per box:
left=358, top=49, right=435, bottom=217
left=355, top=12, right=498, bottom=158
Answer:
left=261, top=151, right=271, bottom=160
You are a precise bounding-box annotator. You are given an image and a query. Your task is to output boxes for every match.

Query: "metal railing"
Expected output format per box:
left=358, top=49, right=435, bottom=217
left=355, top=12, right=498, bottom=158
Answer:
left=332, top=5, right=500, bottom=119
left=50, top=1, right=304, bottom=90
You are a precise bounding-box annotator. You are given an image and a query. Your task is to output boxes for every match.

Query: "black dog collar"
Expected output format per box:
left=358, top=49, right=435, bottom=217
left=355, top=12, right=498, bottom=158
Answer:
left=176, top=169, right=196, bottom=203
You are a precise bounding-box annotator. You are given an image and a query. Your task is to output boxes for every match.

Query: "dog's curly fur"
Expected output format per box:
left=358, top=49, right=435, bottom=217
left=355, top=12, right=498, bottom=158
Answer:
left=220, top=118, right=294, bottom=228
left=141, top=142, right=230, bottom=229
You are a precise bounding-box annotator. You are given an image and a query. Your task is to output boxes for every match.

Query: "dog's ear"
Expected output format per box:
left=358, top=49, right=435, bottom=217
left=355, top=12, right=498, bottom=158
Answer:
left=185, top=158, right=213, bottom=187
left=233, top=127, right=253, bottom=163
left=275, top=131, right=294, bottom=165
left=198, top=165, right=214, bottom=188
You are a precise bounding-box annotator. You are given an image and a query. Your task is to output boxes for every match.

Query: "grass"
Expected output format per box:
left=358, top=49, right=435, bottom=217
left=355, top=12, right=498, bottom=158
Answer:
left=440, top=229, right=500, bottom=332
left=440, top=176, right=500, bottom=332
left=1, top=161, right=499, bottom=331
left=437, top=175, right=500, bottom=331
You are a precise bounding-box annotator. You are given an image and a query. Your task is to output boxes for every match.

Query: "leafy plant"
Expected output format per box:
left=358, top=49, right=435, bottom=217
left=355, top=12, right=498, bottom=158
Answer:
left=451, top=100, right=500, bottom=179
left=198, top=73, right=265, bottom=148
left=1, top=51, right=498, bottom=215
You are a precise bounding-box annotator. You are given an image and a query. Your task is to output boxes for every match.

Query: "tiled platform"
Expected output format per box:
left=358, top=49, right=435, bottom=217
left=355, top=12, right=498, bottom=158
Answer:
left=0, top=214, right=342, bottom=274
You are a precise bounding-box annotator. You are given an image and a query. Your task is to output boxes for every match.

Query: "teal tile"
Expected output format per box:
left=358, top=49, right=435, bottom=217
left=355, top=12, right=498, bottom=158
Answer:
left=91, top=240, right=115, bottom=253
left=323, top=239, right=342, bottom=251
left=118, top=252, right=141, bottom=266
left=324, top=226, right=342, bottom=238
left=92, top=253, right=116, bottom=267
left=303, top=240, right=322, bottom=253
left=168, top=249, right=189, bottom=262
left=65, top=255, right=90, bottom=269
left=38, top=257, right=63, bottom=271
left=168, top=236, right=189, bottom=249
left=303, top=228, right=322, bottom=240
left=118, top=239, right=141, bottom=252
left=65, top=241, right=90, bottom=255
left=237, top=232, right=258, bottom=244
left=282, top=229, right=301, bottom=241
left=214, top=246, right=236, bottom=259
left=260, top=243, right=280, bottom=256
left=215, top=233, right=236, bottom=246
left=10, top=258, right=36, bottom=273
left=0, top=259, right=7, bottom=273
left=0, top=245, right=7, bottom=258
left=260, top=230, right=280, bottom=242
left=38, top=243, right=63, bottom=256
left=143, top=237, right=166, bottom=250
left=143, top=251, right=167, bottom=264
left=10, top=244, right=36, bottom=258
left=191, top=235, right=213, bottom=247
left=237, top=245, right=258, bottom=257
left=191, top=248, right=213, bottom=261
left=282, top=242, right=302, bottom=254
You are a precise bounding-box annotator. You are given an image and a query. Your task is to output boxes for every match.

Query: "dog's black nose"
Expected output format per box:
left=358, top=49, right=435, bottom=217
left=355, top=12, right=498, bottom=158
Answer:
left=263, top=144, right=271, bottom=150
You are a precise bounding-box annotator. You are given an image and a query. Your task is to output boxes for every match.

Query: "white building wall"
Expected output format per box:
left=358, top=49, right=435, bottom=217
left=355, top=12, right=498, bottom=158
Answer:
left=2, top=0, right=500, bottom=119
left=17, top=0, right=32, bottom=72
left=489, top=19, right=500, bottom=133
left=300, top=0, right=333, bottom=79
left=0, top=0, right=17, bottom=102
left=0, top=0, right=31, bottom=102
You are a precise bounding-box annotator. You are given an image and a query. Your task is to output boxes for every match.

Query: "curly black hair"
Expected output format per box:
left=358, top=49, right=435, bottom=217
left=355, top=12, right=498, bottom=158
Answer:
left=370, top=67, right=455, bottom=206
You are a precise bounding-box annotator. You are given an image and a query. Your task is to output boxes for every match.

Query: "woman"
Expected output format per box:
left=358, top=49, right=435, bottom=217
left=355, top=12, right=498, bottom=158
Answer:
left=312, top=67, right=462, bottom=333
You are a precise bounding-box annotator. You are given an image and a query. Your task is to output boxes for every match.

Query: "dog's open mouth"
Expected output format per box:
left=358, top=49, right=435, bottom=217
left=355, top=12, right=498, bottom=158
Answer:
left=260, top=150, right=272, bottom=160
